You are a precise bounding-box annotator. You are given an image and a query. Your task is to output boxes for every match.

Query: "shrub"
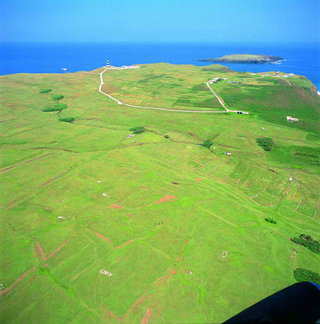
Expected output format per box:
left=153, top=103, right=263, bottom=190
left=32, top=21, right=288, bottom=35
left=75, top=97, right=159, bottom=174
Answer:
left=59, top=117, right=75, bottom=123
left=256, top=137, right=274, bottom=151
left=291, top=234, right=320, bottom=254
left=42, top=107, right=61, bottom=112
left=293, top=268, right=320, bottom=285
left=130, top=127, right=145, bottom=134
left=202, top=139, right=213, bottom=149
left=265, top=217, right=277, bottom=224
left=300, top=234, right=313, bottom=241
left=40, top=89, right=52, bottom=93
left=164, top=135, right=169, bottom=139
left=42, top=104, right=67, bottom=112
left=52, top=94, right=64, bottom=101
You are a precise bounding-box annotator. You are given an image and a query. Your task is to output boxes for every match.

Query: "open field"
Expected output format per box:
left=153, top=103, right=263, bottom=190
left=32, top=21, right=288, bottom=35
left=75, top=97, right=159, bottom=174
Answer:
left=0, top=63, right=319, bottom=323
left=102, top=64, right=227, bottom=111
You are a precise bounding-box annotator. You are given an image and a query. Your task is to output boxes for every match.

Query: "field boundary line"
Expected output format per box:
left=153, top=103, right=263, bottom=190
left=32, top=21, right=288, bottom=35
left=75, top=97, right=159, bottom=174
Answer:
left=0, top=265, right=38, bottom=296
left=2, top=167, right=73, bottom=209
left=91, top=230, right=135, bottom=250
left=199, top=206, right=238, bottom=227
left=0, top=153, right=54, bottom=174
left=46, top=240, right=71, bottom=259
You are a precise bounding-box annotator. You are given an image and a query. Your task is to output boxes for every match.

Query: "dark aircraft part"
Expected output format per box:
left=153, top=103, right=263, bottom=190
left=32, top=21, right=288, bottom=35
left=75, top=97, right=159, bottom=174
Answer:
left=223, top=282, right=320, bottom=324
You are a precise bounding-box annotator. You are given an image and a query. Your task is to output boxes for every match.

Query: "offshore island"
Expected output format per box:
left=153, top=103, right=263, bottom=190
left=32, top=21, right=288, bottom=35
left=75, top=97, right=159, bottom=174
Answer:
left=197, top=53, right=284, bottom=64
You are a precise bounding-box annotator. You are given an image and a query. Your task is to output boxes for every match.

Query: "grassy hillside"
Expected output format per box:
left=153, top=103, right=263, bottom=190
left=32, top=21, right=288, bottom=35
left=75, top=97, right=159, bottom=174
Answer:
left=0, top=63, right=319, bottom=323
left=103, top=64, right=225, bottom=111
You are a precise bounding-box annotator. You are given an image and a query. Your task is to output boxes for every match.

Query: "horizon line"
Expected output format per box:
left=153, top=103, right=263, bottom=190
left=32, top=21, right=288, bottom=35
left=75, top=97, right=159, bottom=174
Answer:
left=1, top=40, right=320, bottom=46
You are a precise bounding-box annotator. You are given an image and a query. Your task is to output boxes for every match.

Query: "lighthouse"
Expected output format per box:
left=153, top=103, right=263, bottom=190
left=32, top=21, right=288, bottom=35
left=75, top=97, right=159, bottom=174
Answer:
left=106, top=60, right=110, bottom=67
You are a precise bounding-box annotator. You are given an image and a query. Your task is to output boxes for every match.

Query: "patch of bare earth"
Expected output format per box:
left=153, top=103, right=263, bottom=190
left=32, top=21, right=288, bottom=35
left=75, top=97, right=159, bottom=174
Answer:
left=36, top=242, right=46, bottom=261
left=92, top=231, right=113, bottom=244
left=113, top=239, right=135, bottom=250
left=139, top=186, right=153, bottom=190
left=141, top=308, right=152, bottom=324
left=91, top=230, right=134, bottom=250
left=111, top=204, right=124, bottom=209
left=35, top=240, right=70, bottom=261
left=154, top=269, right=177, bottom=287
left=1, top=238, right=72, bottom=296
left=154, top=195, right=177, bottom=204
left=46, top=240, right=70, bottom=259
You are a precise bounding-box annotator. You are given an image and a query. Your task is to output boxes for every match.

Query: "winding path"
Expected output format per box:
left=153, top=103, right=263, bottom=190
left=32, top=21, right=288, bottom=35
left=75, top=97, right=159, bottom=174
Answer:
left=282, top=78, right=292, bottom=86
left=98, top=66, right=247, bottom=114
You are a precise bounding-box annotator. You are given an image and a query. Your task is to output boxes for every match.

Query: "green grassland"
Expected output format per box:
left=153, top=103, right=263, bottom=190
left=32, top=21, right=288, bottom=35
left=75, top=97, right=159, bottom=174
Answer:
left=103, top=64, right=227, bottom=110
left=0, top=63, right=319, bottom=323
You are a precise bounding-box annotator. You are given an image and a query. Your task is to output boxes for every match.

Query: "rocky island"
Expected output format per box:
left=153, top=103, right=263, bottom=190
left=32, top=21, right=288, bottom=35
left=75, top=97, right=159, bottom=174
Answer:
left=197, top=54, right=284, bottom=64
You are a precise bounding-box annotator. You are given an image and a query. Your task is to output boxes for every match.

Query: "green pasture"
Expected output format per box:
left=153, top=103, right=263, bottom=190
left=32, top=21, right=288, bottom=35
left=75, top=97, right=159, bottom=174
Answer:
left=0, top=63, right=319, bottom=323
left=103, top=64, right=227, bottom=111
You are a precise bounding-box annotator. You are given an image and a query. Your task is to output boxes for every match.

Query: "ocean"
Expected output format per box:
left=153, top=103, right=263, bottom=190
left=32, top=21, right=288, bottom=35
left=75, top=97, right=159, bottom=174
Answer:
left=1, top=42, right=319, bottom=89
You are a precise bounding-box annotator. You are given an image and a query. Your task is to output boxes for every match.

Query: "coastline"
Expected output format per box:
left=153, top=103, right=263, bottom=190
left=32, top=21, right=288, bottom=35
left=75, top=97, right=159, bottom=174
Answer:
left=0, top=42, right=319, bottom=89
left=1, top=61, right=319, bottom=92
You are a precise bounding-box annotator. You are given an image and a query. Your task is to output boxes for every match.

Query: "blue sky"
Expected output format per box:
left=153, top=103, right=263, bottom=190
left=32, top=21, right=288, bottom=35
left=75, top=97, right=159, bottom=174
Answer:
left=1, top=0, right=319, bottom=43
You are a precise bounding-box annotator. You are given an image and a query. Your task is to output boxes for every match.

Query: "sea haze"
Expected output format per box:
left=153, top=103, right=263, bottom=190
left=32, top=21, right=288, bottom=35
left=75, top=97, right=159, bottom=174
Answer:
left=1, top=42, right=319, bottom=89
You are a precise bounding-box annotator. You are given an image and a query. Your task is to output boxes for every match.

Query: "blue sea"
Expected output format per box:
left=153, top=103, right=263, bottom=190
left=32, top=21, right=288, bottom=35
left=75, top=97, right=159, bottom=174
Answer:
left=1, top=42, right=319, bottom=89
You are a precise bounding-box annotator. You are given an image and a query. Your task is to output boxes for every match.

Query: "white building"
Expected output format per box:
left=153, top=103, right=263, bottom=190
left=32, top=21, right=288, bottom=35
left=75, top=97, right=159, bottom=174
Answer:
left=209, top=77, right=221, bottom=83
left=286, top=116, right=299, bottom=122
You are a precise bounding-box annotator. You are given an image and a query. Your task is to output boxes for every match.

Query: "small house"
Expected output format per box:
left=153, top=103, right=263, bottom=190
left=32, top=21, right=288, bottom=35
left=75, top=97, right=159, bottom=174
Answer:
left=286, top=116, right=299, bottom=122
left=209, top=77, right=221, bottom=83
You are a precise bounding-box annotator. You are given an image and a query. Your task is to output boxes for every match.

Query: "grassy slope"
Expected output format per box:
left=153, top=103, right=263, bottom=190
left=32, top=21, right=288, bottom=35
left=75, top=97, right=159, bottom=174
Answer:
left=0, top=64, right=319, bottom=323
left=103, top=63, right=225, bottom=111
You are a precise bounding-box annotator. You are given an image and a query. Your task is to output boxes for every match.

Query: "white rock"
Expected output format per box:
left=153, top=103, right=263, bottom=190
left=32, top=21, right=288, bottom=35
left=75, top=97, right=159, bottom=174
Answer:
left=100, top=269, right=112, bottom=276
